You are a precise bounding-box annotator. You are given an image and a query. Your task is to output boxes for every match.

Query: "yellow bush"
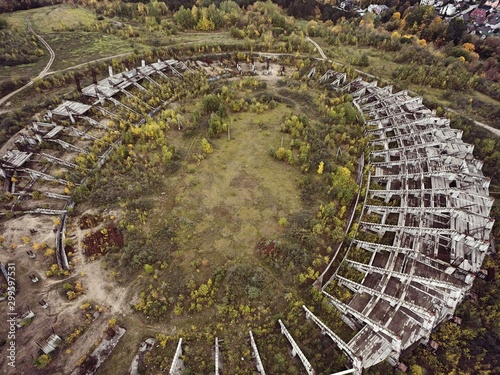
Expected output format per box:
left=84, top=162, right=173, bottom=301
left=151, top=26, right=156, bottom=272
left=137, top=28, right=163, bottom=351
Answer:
left=44, top=248, right=55, bottom=257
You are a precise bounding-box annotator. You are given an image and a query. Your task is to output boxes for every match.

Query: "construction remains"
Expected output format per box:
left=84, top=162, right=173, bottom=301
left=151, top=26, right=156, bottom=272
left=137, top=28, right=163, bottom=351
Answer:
left=0, top=58, right=494, bottom=374
left=295, top=70, right=495, bottom=374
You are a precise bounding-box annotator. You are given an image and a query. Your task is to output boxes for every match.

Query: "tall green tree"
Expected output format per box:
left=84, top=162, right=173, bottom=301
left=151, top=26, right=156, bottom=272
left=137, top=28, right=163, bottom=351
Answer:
left=444, top=18, right=467, bottom=44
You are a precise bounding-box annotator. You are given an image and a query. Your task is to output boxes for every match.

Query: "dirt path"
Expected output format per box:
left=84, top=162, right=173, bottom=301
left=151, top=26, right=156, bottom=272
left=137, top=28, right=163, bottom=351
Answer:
left=0, top=19, right=55, bottom=107
left=446, top=107, right=500, bottom=138
left=78, top=259, right=133, bottom=315
left=70, top=221, right=134, bottom=315
left=45, top=52, right=134, bottom=76
left=0, top=37, right=214, bottom=110
left=306, top=37, right=327, bottom=59
left=28, top=20, right=55, bottom=77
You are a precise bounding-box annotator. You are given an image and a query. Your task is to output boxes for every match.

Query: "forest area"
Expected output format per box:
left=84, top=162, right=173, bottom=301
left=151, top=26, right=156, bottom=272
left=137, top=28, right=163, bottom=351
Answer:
left=0, top=0, right=499, bottom=374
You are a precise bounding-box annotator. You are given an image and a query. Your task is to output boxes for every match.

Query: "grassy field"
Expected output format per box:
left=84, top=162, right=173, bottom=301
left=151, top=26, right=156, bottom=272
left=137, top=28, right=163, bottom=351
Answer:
left=156, top=102, right=302, bottom=287
left=0, top=30, right=235, bottom=99
left=0, top=4, right=98, bottom=32
left=44, top=32, right=135, bottom=71
left=0, top=60, right=47, bottom=82
left=0, top=5, right=134, bottom=81
left=0, top=32, right=135, bottom=81
left=0, top=4, right=498, bottom=373
left=146, top=30, right=234, bottom=46
left=94, top=98, right=308, bottom=374
left=0, top=4, right=236, bottom=78
left=0, top=3, right=242, bottom=111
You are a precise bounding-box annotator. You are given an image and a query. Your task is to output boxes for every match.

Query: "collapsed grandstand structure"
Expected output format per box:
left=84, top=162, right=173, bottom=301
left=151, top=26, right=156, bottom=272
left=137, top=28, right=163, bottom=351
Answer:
left=0, top=59, right=193, bottom=271
left=284, top=70, right=495, bottom=374
left=0, top=58, right=495, bottom=374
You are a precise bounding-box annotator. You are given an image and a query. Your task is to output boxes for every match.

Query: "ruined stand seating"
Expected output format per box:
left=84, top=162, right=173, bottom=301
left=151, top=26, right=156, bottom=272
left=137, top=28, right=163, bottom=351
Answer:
left=294, top=72, right=495, bottom=374
left=0, top=58, right=189, bottom=270
left=2, top=58, right=493, bottom=373
left=81, top=59, right=187, bottom=109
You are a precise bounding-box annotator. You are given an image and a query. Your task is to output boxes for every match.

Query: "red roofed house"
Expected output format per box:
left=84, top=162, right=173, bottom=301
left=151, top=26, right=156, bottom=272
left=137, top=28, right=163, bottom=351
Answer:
left=471, top=8, right=488, bottom=23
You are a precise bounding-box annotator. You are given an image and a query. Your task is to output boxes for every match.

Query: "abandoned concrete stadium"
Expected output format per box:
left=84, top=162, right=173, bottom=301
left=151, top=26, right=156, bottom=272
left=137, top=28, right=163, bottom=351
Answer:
left=0, top=59, right=494, bottom=375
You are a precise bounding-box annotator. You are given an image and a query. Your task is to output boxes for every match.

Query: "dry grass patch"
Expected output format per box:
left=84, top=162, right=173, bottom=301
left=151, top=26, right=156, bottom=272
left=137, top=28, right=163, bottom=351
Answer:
left=160, top=104, right=302, bottom=280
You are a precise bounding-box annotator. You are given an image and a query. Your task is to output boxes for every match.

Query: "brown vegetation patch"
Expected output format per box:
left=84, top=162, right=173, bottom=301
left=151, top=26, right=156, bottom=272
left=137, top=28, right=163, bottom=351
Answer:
left=78, top=214, right=100, bottom=229
left=82, top=226, right=123, bottom=258
left=256, top=238, right=278, bottom=256
left=229, top=170, right=260, bottom=189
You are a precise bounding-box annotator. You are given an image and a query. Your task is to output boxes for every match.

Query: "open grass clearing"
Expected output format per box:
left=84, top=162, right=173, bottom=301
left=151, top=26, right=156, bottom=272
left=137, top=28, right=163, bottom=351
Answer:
left=157, top=103, right=302, bottom=284
left=0, top=4, right=98, bottom=33
left=0, top=28, right=239, bottom=107
left=42, top=32, right=136, bottom=72
left=96, top=99, right=309, bottom=374
left=0, top=60, right=47, bottom=81
left=144, top=30, right=235, bottom=47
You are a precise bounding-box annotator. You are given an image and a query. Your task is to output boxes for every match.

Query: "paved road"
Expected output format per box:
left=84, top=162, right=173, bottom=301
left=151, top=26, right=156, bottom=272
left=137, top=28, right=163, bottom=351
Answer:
left=306, top=37, right=500, bottom=138
left=0, top=19, right=55, bottom=107
left=451, top=4, right=478, bottom=20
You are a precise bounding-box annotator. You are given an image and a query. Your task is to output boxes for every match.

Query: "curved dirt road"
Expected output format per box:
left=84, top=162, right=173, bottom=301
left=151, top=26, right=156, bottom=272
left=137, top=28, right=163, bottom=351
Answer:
left=28, top=19, right=55, bottom=77
left=306, top=37, right=327, bottom=59
left=0, top=19, right=55, bottom=107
